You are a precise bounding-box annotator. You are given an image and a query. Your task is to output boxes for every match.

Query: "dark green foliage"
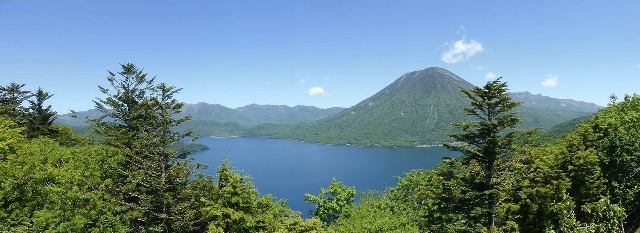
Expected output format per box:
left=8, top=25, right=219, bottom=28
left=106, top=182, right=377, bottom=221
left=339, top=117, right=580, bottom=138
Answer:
left=0, top=83, right=31, bottom=124
left=48, top=125, right=91, bottom=147
left=25, top=88, right=57, bottom=139
left=69, top=125, right=103, bottom=140
left=89, top=63, right=198, bottom=231
left=515, top=106, right=592, bottom=130
left=538, top=115, right=593, bottom=143
left=69, top=125, right=209, bottom=153
left=175, top=120, right=248, bottom=137
left=0, top=83, right=73, bottom=142
left=502, top=96, right=640, bottom=232
left=388, top=159, right=477, bottom=232
left=166, top=141, right=209, bottom=153
left=444, top=78, right=532, bottom=231
left=579, top=94, right=640, bottom=231
left=244, top=122, right=299, bottom=139
left=305, top=178, right=357, bottom=225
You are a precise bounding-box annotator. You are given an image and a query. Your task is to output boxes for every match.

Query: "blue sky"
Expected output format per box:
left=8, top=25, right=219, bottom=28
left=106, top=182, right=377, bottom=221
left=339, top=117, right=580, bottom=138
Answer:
left=1, top=1, right=638, bottom=113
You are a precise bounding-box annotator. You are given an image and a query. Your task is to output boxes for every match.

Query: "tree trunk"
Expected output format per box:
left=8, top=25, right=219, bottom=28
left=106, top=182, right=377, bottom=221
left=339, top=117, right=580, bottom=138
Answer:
left=487, top=162, right=495, bottom=230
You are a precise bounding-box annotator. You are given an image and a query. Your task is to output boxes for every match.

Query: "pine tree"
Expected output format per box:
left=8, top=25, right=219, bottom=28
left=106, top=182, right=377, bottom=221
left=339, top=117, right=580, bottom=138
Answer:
left=0, top=83, right=31, bottom=125
left=444, top=78, right=531, bottom=231
left=89, top=63, right=196, bottom=232
left=25, top=87, right=57, bottom=138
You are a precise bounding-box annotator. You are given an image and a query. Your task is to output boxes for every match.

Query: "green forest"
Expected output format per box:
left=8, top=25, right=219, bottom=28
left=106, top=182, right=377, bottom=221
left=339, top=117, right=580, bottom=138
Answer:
left=2, top=63, right=640, bottom=232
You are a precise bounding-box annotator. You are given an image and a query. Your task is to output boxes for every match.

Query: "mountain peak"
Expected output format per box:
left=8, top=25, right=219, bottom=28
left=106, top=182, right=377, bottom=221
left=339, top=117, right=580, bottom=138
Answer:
left=382, top=67, right=474, bottom=99
left=263, top=67, right=595, bottom=147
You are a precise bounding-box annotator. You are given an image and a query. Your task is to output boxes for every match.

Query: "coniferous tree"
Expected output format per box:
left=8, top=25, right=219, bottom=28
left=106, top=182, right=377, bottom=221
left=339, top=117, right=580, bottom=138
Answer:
left=445, top=78, right=532, bottom=231
left=25, top=88, right=57, bottom=138
left=0, top=83, right=31, bottom=124
left=89, top=63, right=197, bottom=232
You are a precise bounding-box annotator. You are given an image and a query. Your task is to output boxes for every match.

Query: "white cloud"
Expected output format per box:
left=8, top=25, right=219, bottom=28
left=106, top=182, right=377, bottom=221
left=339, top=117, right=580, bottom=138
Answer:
left=308, top=87, right=325, bottom=96
left=440, top=37, right=484, bottom=64
left=541, top=75, right=559, bottom=88
left=484, top=72, right=497, bottom=81
left=299, top=79, right=306, bottom=84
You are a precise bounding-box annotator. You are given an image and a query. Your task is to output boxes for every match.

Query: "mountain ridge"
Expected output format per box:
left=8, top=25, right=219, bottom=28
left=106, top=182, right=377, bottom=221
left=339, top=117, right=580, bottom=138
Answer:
left=56, top=103, right=346, bottom=127
left=510, top=91, right=602, bottom=113
left=56, top=67, right=602, bottom=147
left=246, top=67, right=599, bottom=146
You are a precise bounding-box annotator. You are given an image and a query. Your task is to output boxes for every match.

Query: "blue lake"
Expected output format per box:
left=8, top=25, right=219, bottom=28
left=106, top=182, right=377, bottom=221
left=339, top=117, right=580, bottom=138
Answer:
left=191, top=137, right=459, bottom=216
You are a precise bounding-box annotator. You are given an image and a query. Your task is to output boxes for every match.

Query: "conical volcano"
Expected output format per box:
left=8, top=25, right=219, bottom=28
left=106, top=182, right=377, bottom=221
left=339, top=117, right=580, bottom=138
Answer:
left=292, top=67, right=475, bottom=146
left=246, top=67, right=595, bottom=147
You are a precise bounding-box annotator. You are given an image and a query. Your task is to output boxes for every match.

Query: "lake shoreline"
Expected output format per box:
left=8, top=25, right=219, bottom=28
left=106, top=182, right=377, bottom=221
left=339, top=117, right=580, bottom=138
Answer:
left=191, top=137, right=459, bottom=217
left=209, top=135, right=446, bottom=149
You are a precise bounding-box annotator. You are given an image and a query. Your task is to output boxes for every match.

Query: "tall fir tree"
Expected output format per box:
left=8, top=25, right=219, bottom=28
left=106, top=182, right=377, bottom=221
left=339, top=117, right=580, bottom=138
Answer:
left=89, top=63, right=197, bottom=232
left=445, top=78, right=532, bottom=231
left=25, top=87, right=57, bottom=139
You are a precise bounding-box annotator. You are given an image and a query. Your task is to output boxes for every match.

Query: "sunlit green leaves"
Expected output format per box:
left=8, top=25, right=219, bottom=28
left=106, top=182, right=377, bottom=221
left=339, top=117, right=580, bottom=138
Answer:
left=305, top=178, right=356, bottom=225
left=0, top=138, right=127, bottom=232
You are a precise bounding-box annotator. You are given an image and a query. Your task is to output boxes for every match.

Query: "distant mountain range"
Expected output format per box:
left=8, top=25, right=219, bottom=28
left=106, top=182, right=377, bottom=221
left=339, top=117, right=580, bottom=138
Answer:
left=55, top=103, right=345, bottom=128
left=57, top=67, right=602, bottom=147
left=510, top=91, right=602, bottom=112
left=246, top=67, right=601, bottom=146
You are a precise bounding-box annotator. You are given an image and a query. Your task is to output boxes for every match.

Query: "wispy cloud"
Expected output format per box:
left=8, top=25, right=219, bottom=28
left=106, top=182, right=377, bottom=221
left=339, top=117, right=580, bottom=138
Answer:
left=541, top=75, right=559, bottom=88
left=299, top=79, right=306, bottom=84
left=308, top=87, right=325, bottom=96
left=484, top=72, right=497, bottom=81
left=635, top=64, right=640, bottom=68
left=441, top=37, right=484, bottom=64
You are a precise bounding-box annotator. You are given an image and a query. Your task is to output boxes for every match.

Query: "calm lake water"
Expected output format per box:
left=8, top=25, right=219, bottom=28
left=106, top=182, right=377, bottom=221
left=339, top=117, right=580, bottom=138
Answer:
left=191, top=137, right=459, bottom=216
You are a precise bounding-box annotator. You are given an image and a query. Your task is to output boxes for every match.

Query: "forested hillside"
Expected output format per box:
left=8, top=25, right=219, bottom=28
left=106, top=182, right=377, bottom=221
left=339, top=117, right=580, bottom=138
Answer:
left=2, top=64, right=637, bottom=232
left=57, top=102, right=344, bottom=128
left=510, top=91, right=602, bottom=112
left=246, top=68, right=595, bottom=147
left=323, top=83, right=640, bottom=232
left=0, top=64, right=325, bottom=232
